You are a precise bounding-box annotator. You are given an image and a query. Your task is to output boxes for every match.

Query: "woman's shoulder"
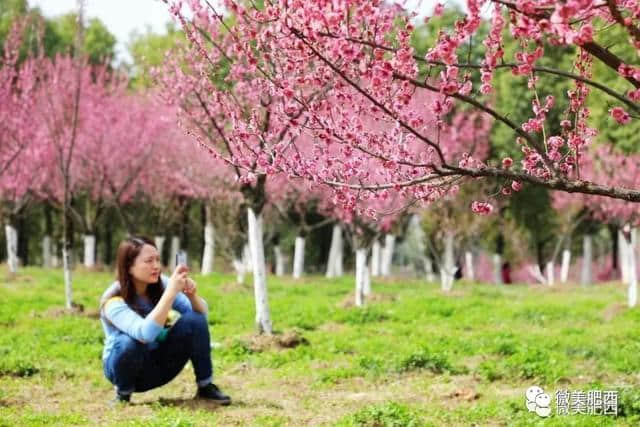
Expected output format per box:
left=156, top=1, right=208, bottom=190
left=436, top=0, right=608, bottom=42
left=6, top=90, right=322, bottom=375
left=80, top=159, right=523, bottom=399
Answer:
left=100, top=281, right=121, bottom=306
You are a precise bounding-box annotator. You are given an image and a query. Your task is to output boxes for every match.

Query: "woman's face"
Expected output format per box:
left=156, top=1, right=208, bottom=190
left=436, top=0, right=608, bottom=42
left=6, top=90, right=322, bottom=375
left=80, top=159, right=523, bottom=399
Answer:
left=129, top=244, right=161, bottom=285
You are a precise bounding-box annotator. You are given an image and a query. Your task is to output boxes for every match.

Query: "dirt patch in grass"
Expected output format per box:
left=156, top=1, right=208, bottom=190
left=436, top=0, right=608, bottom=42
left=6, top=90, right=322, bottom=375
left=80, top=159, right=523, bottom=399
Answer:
left=37, top=303, right=86, bottom=318
left=246, top=330, right=309, bottom=352
left=448, top=386, right=480, bottom=401
left=317, top=322, right=348, bottom=333
left=602, top=302, right=627, bottom=321
left=220, top=282, right=252, bottom=293
left=339, top=292, right=396, bottom=308
left=35, top=303, right=102, bottom=320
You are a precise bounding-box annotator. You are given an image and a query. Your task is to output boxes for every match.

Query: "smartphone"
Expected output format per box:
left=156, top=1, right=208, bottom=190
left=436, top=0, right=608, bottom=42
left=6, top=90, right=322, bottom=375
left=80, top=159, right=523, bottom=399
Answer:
left=176, top=250, right=187, bottom=267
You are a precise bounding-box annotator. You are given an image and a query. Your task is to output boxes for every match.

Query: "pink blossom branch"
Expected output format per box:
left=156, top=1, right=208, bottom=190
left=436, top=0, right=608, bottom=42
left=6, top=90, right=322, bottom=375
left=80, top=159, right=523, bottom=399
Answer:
left=316, top=32, right=639, bottom=112
left=289, top=28, right=448, bottom=166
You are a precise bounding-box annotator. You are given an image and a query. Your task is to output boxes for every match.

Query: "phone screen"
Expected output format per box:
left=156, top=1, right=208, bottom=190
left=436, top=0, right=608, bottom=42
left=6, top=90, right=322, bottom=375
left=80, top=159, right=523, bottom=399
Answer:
left=176, top=250, right=187, bottom=266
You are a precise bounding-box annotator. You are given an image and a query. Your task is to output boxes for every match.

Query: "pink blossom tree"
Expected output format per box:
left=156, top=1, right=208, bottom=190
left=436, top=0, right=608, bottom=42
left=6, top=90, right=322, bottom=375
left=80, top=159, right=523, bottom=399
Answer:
left=164, top=0, right=640, bottom=212
left=586, top=146, right=640, bottom=306
left=0, top=20, right=42, bottom=272
left=0, top=20, right=38, bottom=184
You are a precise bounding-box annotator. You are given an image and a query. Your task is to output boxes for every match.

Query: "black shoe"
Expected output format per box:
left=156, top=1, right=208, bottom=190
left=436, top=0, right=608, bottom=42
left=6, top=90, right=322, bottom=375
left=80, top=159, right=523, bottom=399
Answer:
left=196, top=383, right=231, bottom=405
left=109, top=392, right=130, bottom=407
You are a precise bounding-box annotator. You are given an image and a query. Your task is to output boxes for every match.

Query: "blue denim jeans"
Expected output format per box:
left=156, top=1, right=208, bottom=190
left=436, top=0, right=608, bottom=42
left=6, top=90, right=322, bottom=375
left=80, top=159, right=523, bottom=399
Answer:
left=103, top=311, right=213, bottom=395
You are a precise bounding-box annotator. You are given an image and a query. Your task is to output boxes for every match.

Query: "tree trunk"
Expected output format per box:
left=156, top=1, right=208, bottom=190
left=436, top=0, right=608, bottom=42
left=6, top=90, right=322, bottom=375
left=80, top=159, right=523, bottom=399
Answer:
left=381, top=234, right=396, bottom=276
left=335, top=227, right=344, bottom=277
left=232, top=258, right=245, bottom=284
left=628, top=228, right=637, bottom=307
left=63, top=245, right=73, bottom=308
left=326, top=224, right=343, bottom=278
left=83, top=234, right=96, bottom=268
left=560, top=249, right=571, bottom=283
left=355, top=247, right=367, bottom=307
left=465, top=250, right=474, bottom=281
left=274, top=245, right=285, bottom=276
left=363, top=259, right=371, bottom=296
left=425, top=256, right=435, bottom=282
left=154, top=236, right=166, bottom=265
left=242, top=243, right=253, bottom=273
left=292, top=236, right=305, bottom=279
left=609, top=224, right=619, bottom=274
left=104, top=211, right=113, bottom=266
left=440, top=232, right=456, bottom=292
left=545, top=261, right=554, bottom=286
left=371, top=239, right=381, bottom=277
left=493, top=253, right=502, bottom=285
left=201, top=205, right=215, bottom=275
left=247, top=207, right=272, bottom=334
left=43, top=203, right=54, bottom=268
left=169, top=236, right=180, bottom=271
left=62, top=209, right=74, bottom=309
left=5, top=224, right=18, bottom=273
left=17, top=216, right=28, bottom=266
left=620, top=230, right=629, bottom=283
left=42, top=235, right=52, bottom=268
left=581, top=234, right=592, bottom=286
left=52, top=241, right=60, bottom=268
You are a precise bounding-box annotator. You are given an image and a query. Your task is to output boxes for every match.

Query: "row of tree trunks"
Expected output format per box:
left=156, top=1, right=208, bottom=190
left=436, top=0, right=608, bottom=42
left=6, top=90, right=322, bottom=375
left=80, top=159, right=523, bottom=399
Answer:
left=325, top=224, right=344, bottom=278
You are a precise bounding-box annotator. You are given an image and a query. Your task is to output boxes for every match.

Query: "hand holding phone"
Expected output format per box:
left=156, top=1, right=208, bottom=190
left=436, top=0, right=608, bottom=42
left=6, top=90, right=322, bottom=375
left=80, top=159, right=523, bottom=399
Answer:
left=176, top=250, right=187, bottom=267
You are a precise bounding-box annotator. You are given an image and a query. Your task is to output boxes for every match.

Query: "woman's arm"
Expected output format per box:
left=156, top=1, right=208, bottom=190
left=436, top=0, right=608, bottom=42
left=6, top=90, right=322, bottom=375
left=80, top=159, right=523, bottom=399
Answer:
left=184, top=278, right=209, bottom=315
left=148, top=265, right=188, bottom=325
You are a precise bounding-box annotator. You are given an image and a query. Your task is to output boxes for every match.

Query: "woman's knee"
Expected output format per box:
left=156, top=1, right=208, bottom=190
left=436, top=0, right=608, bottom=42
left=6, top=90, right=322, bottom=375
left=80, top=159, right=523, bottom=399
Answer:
left=112, top=334, right=147, bottom=366
left=180, top=310, right=208, bottom=329
left=115, top=333, right=146, bottom=352
left=105, top=334, right=147, bottom=383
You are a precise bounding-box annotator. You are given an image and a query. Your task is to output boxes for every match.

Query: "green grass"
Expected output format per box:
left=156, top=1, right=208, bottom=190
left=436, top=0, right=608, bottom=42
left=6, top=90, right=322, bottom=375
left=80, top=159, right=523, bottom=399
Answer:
left=0, top=266, right=639, bottom=425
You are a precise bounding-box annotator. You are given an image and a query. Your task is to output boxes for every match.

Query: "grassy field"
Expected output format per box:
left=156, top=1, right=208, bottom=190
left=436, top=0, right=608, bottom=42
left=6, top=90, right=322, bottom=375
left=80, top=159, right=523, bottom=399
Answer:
left=0, top=266, right=639, bottom=426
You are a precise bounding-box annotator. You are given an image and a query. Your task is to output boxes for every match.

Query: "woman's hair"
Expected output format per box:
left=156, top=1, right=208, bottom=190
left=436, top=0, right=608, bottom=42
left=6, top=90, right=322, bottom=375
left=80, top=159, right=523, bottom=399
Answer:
left=101, top=236, right=163, bottom=315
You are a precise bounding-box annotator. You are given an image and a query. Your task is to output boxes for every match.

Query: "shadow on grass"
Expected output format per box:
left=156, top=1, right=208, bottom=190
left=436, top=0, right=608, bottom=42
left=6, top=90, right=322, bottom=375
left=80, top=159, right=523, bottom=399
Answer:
left=153, top=397, right=283, bottom=411
left=151, top=397, right=227, bottom=411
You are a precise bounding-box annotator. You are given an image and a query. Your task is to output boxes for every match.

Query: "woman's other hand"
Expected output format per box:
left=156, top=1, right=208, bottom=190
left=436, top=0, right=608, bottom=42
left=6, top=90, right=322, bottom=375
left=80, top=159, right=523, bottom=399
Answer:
left=183, top=278, right=197, bottom=296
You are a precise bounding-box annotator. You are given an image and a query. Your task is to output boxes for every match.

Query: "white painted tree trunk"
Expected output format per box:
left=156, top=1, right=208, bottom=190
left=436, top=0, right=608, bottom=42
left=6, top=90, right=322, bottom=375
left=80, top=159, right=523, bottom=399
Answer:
left=83, top=234, right=96, bottom=268
left=363, top=259, right=371, bottom=296
left=232, top=258, right=245, bottom=284
left=560, top=249, right=571, bottom=283
left=440, top=233, right=456, bottom=292
left=274, top=245, right=285, bottom=277
left=52, top=241, right=60, bottom=268
left=581, top=235, right=592, bottom=286
left=371, top=240, right=381, bottom=277
left=247, top=208, right=272, bottom=334
left=242, top=243, right=253, bottom=273
left=292, top=236, right=305, bottom=279
left=42, top=235, right=52, bottom=268
left=528, top=264, right=547, bottom=284
left=355, top=248, right=367, bottom=307
left=169, top=236, right=180, bottom=271
left=465, top=251, right=474, bottom=281
left=63, top=246, right=73, bottom=309
left=545, top=261, right=554, bottom=286
left=4, top=225, right=18, bottom=273
left=628, top=228, right=637, bottom=307
left=201, top=213, right=215, bottom=275
left=620, top=230, right=629, bottom=283
left=326, top=224, right=343, bottom=278
left=335, top=230, right=344, bottom=277
left=154, top=236, right=166, bottom=260
left=424, top=256, right=435, bottom=282
left=381, top=234, right=396, bottom=276
left=493, top=253, right=503, bottom=285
